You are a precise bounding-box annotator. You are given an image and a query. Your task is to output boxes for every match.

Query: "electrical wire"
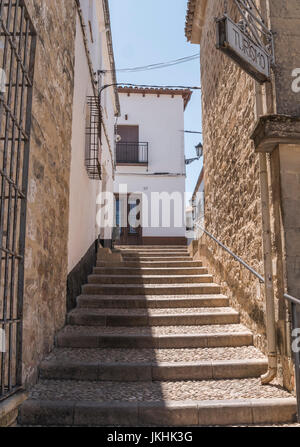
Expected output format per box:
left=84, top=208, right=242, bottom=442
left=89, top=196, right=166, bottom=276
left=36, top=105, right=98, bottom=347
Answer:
left=100, top=53, right=200, bottom=73
left=182, top=130, right=203, bottom=134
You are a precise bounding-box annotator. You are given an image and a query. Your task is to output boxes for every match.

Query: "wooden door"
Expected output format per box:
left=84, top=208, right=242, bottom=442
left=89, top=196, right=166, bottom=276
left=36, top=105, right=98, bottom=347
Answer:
left=117, top=126, right=139, bottom=163
left=115, top=195, right=142, bottom=245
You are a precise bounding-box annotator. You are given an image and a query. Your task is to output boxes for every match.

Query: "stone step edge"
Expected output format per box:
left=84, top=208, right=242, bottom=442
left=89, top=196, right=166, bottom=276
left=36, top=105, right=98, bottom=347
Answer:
left=115, top=252, right=190, bottom=255
left=67, top=311, right=240, bottom=327
left=89, top=274, right=213, bottom=279
left=81, top=284, right=221, bottom=296
left=39, top=359, right=268, bottom=381
left=82, top=283, right=220, bottom=291
left=119, top=257, right=192, bottom=260
left=87, top=276, right=214, bottom=285
left=77, top=295, right=229, bottom=309
left=93, top=267, right=208, bottom=273
left=77, top=294, right=228, bottom=301
left=96, top=262, right=204, bottom=267
left=19, top=397, right=297, bottom=426
left=55, top=331, right=253, bottom=349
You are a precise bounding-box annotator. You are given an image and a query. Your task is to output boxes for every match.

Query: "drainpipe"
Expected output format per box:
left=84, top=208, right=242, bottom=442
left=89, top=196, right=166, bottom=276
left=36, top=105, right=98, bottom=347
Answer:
left=259, top=152, right=277, bottom=384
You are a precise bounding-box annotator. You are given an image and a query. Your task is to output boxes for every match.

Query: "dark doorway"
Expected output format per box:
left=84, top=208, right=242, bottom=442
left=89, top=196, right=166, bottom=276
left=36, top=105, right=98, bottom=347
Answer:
left=115, top=195, right=142, bottom=246
left=116, top=125, right=139, bottom=163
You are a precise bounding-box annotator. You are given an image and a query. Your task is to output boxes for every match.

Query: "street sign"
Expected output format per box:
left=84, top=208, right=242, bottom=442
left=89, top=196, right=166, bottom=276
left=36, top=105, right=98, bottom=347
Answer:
left=216, top=15, right=271, bottom=84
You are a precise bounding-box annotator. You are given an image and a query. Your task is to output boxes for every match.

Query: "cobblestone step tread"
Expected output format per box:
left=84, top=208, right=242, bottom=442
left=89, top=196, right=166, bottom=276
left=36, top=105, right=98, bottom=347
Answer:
left=69, top=307, right=236, bottom=316
left=94, top=267, right=208, bottom=275
left=87, top=274, right=214, bottom=285
left=97, top=261, right=204, bottom=268
left=42, top=346, right=267, bottom=364
left=19, top=396, right=297, bottom=426
left=39, top=358, right=268, bottom=382
left=77, top=295, right=229, bottom=309
left=56, top=325, right=253, bottom=349
left=59, top=323, right=250, bottom=336
left=24, top=379, right=293, bottom=402
left=89, top=274, right=213, bottom=279
left=67, top=308, right=240, bottom=327
left=82, top=283, right=221, bottom=296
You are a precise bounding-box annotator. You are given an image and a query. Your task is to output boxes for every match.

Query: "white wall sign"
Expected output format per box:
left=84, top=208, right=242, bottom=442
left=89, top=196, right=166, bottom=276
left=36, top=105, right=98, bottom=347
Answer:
left=216, top=16, right=271, bottom=84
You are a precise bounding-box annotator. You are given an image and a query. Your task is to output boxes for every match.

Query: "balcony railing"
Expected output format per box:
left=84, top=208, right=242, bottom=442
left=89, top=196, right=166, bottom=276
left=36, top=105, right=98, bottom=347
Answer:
left=116, top=142, right=148, bottom=165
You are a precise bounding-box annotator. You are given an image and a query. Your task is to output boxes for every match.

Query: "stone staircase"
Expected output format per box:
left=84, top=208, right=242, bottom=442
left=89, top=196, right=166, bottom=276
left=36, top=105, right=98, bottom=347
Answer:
left=19, top=245, right=297, bottom=426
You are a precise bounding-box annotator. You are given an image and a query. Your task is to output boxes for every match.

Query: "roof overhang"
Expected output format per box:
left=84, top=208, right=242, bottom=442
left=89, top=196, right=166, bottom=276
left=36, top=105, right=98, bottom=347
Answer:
left=185, top=0, right=208, bottom=44
left=118, top=87, right=193, bottom=110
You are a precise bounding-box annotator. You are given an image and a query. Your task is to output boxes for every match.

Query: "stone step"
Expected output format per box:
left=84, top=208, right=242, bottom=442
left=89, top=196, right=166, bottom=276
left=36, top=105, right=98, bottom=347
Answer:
left=97, top=260, right=203, bottom=268
left=77, top=294, right=229, bottom=309
left=40, top=358, right=268, bottom=381
left=121, top=256, right=191, bottom=262
left=113, top=245, right=188, bottom=252
left=94, top=267, right=208, bottom=276
left=81, top=283, right=221, bottom=296
left=67, top=308, right=240, bottom=327
left=116, top=249, right=189, bottom=254
left=115, top=245, right=187, bottom=249
left=19, top=379, right=296, bottom=426
left=41, top=345, right=266, bottom=362
left=55, top=325, right=253, bottom=349
left=121, top=252, right=192, bottom=260
left=107, top=251, right=191, bottom=257
left=87, top=274, right=214, bottom=285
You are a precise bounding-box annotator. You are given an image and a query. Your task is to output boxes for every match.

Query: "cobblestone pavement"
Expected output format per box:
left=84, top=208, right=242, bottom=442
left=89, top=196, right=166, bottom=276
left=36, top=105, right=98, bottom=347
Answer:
left=29, top=378, right=291, bottom=402
left=19, top=247, right=297, bottom=426
left=70, top=307, right=234, bottom=315
left=60, top=323, right=251, bottom=335
left=44, top=346, right=266, bottom=363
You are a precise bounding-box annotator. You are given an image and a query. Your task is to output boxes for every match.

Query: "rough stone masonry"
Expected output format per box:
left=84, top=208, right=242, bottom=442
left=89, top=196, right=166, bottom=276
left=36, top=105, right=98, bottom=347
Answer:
left=189, top=0, right=300, bottom=392
left=21, top=0, right=77, bottom=387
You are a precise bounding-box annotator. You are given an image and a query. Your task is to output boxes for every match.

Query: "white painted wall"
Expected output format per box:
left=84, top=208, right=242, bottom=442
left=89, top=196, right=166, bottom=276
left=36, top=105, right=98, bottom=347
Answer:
left=193, top=177, right=205, bottom=239
left=117, top=93, right=186, bottom=174
left=114, top=92, right=187, bottom=239
left=68, top=2, right=117, bottom=273
left=185, top=206, right=194, bottom=244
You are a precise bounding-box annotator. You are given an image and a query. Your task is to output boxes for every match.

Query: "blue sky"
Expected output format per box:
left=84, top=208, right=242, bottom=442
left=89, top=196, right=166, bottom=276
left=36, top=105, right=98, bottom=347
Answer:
left=109, top=0, right=203, bottom=205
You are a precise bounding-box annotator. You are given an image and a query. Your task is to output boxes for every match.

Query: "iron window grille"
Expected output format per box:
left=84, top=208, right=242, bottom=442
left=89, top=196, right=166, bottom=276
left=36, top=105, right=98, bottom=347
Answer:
left=0, top=0, right=36, bottom=402
left=85, top=96, right=101, bottom=180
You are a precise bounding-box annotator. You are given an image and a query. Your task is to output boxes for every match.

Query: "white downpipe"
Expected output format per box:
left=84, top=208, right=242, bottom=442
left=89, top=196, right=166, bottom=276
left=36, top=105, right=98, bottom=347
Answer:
left=259, top=152, right=277, bottom=384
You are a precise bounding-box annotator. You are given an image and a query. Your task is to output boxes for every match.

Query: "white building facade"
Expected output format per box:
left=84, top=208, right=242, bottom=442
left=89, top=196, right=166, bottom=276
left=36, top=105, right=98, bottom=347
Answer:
left=114, top=87, right=192, bottom=246
left=192, top=168, right=205, bottom=239
left=67, top=0, right=119, bottom=308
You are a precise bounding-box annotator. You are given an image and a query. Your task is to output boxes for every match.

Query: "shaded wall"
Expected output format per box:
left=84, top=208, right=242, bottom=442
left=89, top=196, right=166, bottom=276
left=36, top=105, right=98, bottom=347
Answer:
left=22, top=0, right=76, bottom=386
left=198, top=0, right=266, bottom=349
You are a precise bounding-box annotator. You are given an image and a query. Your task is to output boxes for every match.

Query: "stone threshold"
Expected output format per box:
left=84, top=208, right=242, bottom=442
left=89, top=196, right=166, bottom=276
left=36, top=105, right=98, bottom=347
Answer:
left=19, top=397, right=297, bottom=426
left=0, top=391, right=28, bottom=427
left=39, top=359, right=268, bottom=382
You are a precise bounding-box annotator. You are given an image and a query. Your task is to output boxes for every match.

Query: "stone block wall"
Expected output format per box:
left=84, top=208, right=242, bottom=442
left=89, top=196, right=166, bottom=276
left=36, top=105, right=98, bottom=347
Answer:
left=197, top=0, right=266, bottom=349
left=22, top=0, right=76, bottom=386
left=195, top=0, right=297, bottom=390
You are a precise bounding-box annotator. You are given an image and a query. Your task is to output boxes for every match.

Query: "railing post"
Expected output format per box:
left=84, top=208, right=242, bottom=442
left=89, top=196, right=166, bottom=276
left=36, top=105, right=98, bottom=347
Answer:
left=259, top=153, right=277, bottom=384
left=291, top=303, right=300, bottom=422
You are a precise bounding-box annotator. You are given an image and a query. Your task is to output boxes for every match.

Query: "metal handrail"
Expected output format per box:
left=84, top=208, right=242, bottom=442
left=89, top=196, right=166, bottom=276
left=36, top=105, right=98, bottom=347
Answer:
left=284, top=293, right=300, bottom=307
left=195, top=224, right=300, bottom=305
left=196, top=224, right=265, bottom=283
left=194, top=223, right=300, bottom=421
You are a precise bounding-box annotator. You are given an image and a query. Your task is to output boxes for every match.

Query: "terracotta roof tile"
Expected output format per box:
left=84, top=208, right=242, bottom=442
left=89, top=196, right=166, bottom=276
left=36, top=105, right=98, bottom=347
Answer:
left=117, top=86, right=192, bottom=110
